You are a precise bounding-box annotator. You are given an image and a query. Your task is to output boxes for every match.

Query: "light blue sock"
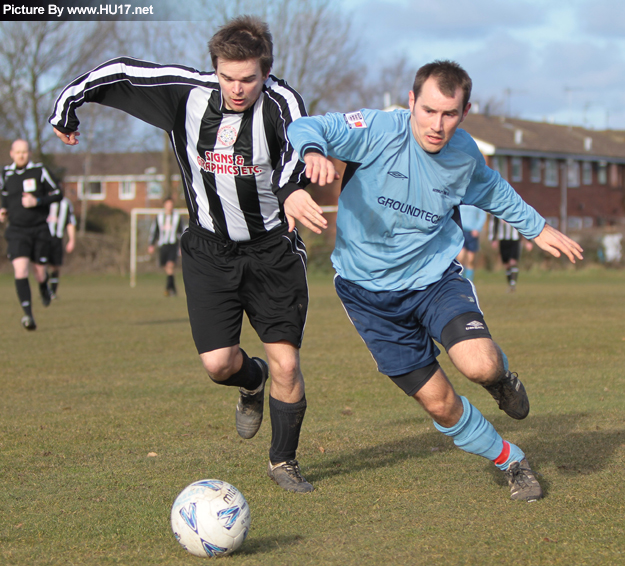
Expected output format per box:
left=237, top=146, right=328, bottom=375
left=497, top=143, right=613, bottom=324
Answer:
left=434, top=396, right=524, bottom=470
left=500, top=349, right=509, bottom=372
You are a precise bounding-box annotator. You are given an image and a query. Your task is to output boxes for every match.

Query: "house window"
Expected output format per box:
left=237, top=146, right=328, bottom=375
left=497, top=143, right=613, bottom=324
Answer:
left=568, top=217, right=583, bottom=230
left=147, top=181, right=163, bottom=199
left=544, top=159, right=559, bottom=187
left=119, top=180, right=136, bottom=200
left=567, top=160, right=580, bottom=187
left=491, top=156, right=508, bottom=180
left=597, top=162, right=607, bottom=185
left=544, top=217, right=559, bottom=229
left=511, top=157, right=522, bottom=182
left=530, top=158, right=541, bottom=183
left=78, top=179, right=105, bottom=200
left=582, top=162, right=592, bottom=185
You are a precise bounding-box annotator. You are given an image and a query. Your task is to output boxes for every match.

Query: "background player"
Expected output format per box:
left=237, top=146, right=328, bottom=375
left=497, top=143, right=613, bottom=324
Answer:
left=50, top=16, right=320, bottom=492
left=47, top=195, right=77, bottom=299
left=456, top=204, right=487, bottom=281
left=0, top=139, right=62, bottom=330
left=147, top=196, right=185, bottom=297
left=488, top=215, right=533, bottom=292
left=287, top=60, right=583, bottom=501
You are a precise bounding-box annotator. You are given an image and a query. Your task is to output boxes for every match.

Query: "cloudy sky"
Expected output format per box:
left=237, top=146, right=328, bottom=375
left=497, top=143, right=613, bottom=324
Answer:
left=338, top=0, right=625, bottom=130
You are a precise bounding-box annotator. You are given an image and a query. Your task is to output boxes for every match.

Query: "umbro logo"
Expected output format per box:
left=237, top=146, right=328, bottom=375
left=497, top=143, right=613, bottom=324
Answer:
left=465, top=321, right=485, bottom=331
left=388, top=171, right=408, bottom=179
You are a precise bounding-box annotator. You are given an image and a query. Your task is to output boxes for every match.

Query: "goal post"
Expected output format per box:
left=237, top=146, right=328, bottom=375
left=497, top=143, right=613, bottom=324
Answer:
left=130, top=208, right=189, bottom=287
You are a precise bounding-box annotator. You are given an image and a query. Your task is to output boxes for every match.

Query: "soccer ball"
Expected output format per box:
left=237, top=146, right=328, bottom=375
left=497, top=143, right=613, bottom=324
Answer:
left=171, top=479, right=251, bottom=557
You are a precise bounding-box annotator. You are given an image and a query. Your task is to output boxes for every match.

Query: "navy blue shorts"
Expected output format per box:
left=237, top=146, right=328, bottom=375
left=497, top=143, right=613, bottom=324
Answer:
left=334, top=262, right=487, bottom=377
left=463, top=231, right=480, bottom=253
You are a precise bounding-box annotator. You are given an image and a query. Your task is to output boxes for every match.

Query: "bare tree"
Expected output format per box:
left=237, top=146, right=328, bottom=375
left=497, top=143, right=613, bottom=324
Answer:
left=193, top=0, right=366, bottom=114
left=0, top=21, right=123, bottom=160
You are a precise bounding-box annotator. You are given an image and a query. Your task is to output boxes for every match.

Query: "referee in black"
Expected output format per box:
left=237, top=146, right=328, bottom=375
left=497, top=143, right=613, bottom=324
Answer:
left=51, top=16, right=328, bottom=492
left=0, top=139, right=62, bottom=330
left=147, top=196, right=185, bottom=297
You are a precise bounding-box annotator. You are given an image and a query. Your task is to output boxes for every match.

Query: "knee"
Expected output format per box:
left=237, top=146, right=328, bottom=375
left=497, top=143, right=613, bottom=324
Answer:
left=419, top=393, right=462, bottom=427
left=269, top=356, right=300, bottom=383
left=200, top=350, right=239, bottom=381
left=462, top=355, right=501, bottom=384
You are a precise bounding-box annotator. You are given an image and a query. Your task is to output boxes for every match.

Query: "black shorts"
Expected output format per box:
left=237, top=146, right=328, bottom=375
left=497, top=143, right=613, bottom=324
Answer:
left=499, top=240, right=521, bottom=263
left=181, top=223, right=308, bottom=354
left=5, top=223, right=52, bottom=264
left=159, top=243, right=179, bottom=266
left=49, top=236, right=64, bottom=266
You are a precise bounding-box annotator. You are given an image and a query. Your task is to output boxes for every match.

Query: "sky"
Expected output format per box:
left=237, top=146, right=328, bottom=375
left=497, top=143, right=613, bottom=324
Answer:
left=338, top=0, right=625, bottom=130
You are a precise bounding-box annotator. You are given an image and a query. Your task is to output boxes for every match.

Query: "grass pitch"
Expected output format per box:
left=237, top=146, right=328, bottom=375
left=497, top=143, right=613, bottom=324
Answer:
left=0, top=268, right=624, bottom=565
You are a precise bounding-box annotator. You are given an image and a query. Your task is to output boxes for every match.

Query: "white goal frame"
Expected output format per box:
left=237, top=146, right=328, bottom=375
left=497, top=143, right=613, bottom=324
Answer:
left=130, top=208, right=189, bottom=287
left=129, top=205, right=338, bottom=287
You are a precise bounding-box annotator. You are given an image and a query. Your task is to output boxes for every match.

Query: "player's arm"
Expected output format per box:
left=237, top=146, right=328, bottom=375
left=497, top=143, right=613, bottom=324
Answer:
left=49, top=57, right=215, bottom=141
left=148, top=218, right=159, bottom=253
left=66, top=223, right=76, bottom=253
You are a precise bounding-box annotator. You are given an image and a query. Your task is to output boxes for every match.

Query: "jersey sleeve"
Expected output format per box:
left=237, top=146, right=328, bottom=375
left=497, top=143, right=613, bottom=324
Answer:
left=148, top=217, right=159, bottom=246
left=37, top=166, right=63, bottom=207
left=49, top=57, right=218, bottom=134
left=292, top=109, right=388, bottom=163
left=459, top=135, right=545, bottom=239
left=262, top=76, right=311, bottom=203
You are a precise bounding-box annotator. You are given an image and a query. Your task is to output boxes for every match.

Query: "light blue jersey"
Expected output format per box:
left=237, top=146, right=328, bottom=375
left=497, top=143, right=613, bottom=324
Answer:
left=459, top=204, right=487, bottom=233
left=288, top=109, right=545, bottom=292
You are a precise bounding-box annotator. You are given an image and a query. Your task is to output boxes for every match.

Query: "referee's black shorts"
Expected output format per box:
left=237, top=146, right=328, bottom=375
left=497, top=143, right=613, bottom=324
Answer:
left=181, top=223, right=308, bottom=354
left=5, top=223, right=52, bottom=264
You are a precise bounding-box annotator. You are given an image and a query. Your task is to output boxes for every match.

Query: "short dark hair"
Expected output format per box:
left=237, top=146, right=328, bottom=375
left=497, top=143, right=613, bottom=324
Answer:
left=208, top=15, right=273, bottom=76
left=412, top=60, right=472, bottom=110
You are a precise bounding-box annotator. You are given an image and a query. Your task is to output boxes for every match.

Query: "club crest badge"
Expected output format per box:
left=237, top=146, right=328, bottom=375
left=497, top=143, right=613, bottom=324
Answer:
left=217, top=125, right=238, bottom=147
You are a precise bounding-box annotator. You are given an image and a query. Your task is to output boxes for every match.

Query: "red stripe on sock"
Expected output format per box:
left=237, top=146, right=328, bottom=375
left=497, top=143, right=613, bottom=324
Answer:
left=494, top=441, right=510, bottom=466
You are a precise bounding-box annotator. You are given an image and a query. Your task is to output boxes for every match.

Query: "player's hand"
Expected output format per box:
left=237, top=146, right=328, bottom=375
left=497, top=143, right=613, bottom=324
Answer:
left=0, top=208, right=6, bottom=222
left=22, top=193, right=38, bottom=208
left=284, top=189, right=327, bottom=234
left=303, top=152, right=339, bottom=186
left=148, top=245, right=155, bottom=254
left=66, top=240, right=76, bottom=253
left=533, top=223, right=583, bottom=263
left=53, top=127, right=80, bottom=145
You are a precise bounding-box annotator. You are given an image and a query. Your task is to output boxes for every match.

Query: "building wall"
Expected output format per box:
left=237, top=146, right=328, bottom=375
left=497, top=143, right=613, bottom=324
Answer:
left=488, top=156, right=625, bottom=229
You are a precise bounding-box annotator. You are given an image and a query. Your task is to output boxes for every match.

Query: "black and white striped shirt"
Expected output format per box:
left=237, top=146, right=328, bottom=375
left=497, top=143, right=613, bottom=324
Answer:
left=149, top=210, right=185, bottom=247
left=488, top=215, right=520, bottom=241
left=49, top=57, right=309, bottom=242
left=48, top=197, right=77, bottom=238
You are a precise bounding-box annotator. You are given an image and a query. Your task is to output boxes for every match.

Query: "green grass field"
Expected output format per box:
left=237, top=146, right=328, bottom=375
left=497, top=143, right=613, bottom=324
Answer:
left=0, top=268, right=624, bottom=565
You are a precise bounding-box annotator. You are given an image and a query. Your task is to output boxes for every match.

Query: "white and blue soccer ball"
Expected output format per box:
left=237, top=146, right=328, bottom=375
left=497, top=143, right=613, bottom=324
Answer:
left=171, top=479, right=251, bottom=557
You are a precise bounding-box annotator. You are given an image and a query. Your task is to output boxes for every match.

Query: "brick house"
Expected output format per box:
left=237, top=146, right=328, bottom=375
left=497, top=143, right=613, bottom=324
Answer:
left=49, top=150, right=182, bottom=215
left=461, top=114, right=625, bottom=230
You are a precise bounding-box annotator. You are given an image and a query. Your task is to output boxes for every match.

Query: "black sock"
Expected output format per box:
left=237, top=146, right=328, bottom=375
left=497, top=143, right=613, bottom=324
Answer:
left=39, top=274, right=50, bottom=296
left=50, top=270, right=59, bottom=293
left=269, top=395, right=307, bottom=464
left=210, top=350, right=263, bottom=391
left=166, top=274, right=175, bottom=292
left=15, top=278, right=33, bottom=317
